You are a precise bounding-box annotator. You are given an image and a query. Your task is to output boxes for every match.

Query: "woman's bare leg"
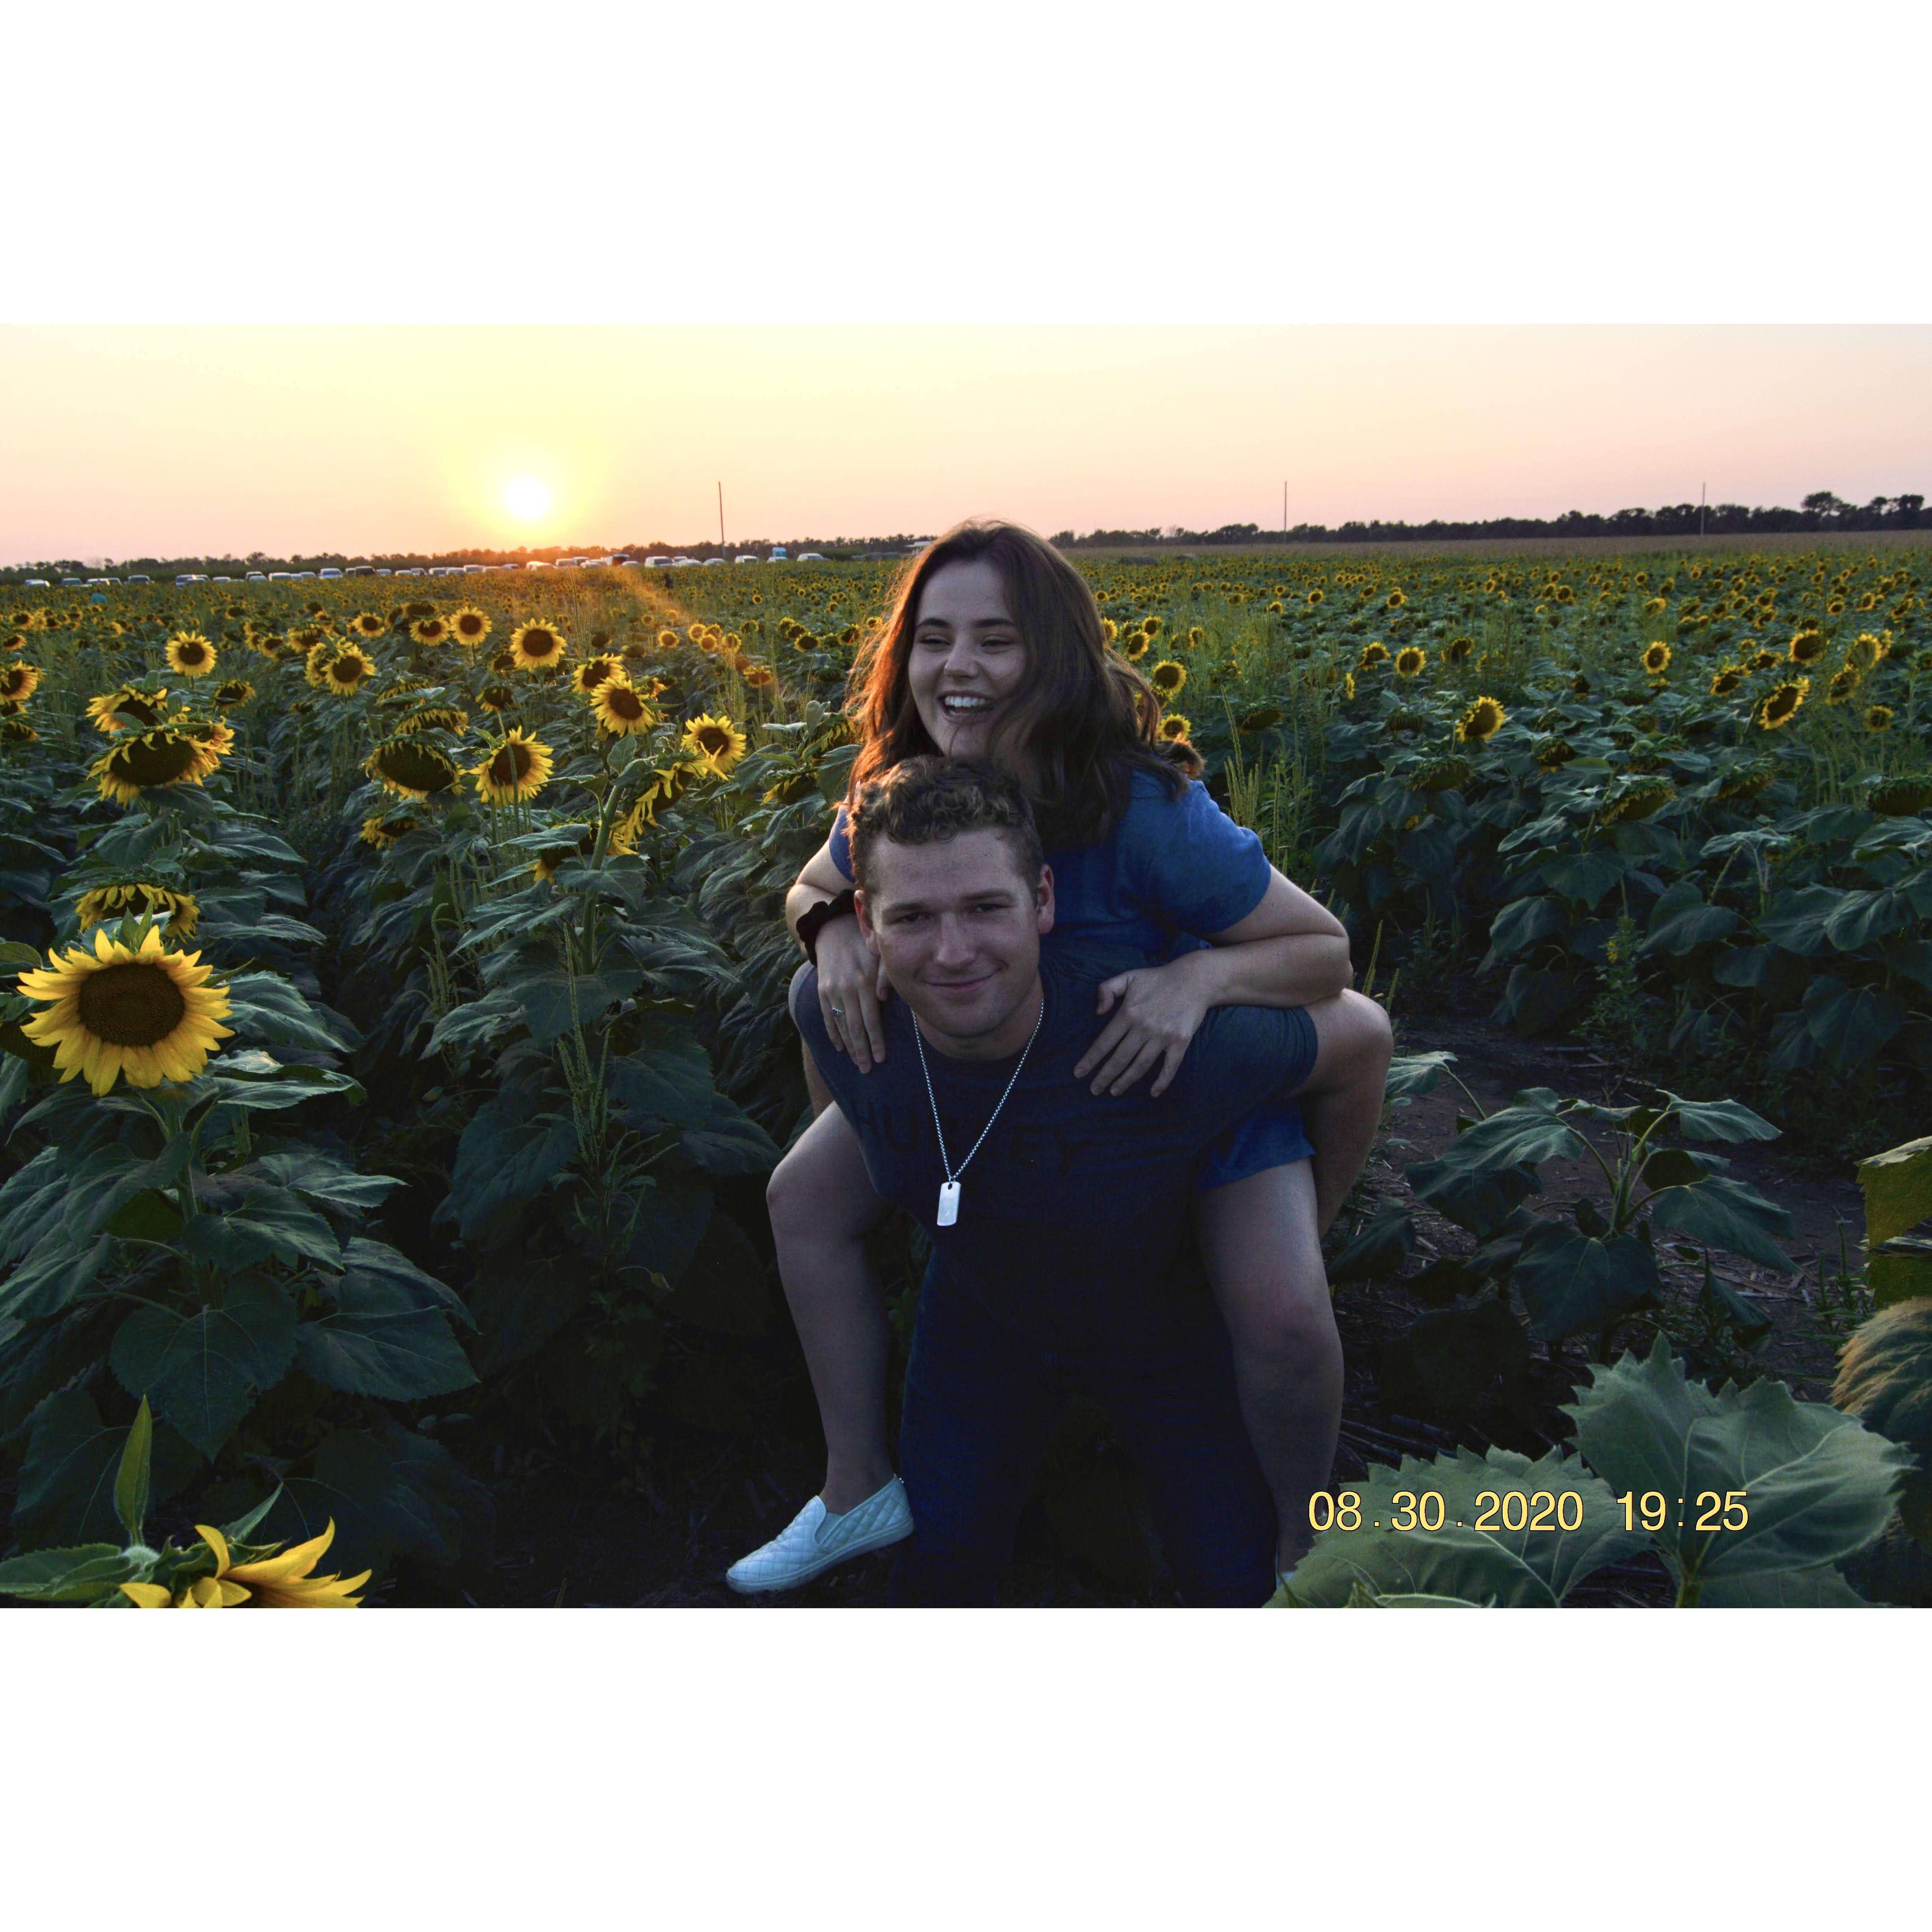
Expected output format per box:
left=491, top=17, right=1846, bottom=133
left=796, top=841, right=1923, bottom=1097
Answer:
left=1196, top=1161, right=1342, bottom=1576
left=765, top=1100, right=897, bottom=1513
left=1297, top=989, right=1394, bottom=1236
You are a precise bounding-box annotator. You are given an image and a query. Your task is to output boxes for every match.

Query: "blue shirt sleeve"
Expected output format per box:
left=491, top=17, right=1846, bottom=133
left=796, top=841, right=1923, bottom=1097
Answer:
left=828, top=803, right=855, bottom=883
left=1120, top=774, right=1271, bottom=937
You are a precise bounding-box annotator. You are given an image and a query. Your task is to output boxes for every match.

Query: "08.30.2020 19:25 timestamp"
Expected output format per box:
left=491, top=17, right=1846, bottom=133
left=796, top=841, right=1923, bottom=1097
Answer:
left=1305, top=1490, right=1751, bottom=1533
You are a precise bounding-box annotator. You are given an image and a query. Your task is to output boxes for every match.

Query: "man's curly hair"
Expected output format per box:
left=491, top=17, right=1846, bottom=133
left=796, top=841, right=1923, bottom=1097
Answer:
left=848, top=756, right=1045, bottom=891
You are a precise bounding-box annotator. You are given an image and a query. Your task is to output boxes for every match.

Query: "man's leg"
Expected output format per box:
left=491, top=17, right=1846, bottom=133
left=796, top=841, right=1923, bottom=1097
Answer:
left=1087, top=1313, right=1279, bottom=1606
left=1295, top=988, right=1394, bottom=1236
left=891, top=1277, right=1067, bottom=1606
left=765, top=1104, right=896, bottom=1513
left=1195, top=1159, right=1342, bottom=1577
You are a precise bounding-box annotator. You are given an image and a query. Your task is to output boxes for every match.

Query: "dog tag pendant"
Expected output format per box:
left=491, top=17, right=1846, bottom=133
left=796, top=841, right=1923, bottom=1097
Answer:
left=937, top=1180, right=960, bottom=1227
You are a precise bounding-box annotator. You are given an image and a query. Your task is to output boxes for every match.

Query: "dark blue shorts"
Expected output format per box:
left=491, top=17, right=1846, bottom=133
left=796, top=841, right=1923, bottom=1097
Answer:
left=889, top=1265, right=1278, bottom=1607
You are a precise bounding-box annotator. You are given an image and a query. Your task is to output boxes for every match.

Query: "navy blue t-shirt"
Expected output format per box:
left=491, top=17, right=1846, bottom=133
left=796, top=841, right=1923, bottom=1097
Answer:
left=792, top=957, right=1318, bottom=1354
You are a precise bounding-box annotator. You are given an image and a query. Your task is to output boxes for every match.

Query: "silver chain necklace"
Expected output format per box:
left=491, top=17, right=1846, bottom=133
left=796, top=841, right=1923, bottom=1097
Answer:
left=911, top=988, right=1045, bottom=1227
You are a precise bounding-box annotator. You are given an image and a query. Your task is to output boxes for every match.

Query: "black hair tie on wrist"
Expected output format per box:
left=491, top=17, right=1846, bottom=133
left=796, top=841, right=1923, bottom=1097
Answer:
left=797, top=889, right=858, bottom=965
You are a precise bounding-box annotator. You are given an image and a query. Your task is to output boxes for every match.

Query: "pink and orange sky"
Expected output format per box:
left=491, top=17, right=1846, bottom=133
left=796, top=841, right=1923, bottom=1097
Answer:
left=4, top=326, right=1930, bottom=564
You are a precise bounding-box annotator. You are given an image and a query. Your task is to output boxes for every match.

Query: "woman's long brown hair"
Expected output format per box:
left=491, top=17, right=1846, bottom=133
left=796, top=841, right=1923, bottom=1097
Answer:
left=844, top=519, right=1198, bottom=846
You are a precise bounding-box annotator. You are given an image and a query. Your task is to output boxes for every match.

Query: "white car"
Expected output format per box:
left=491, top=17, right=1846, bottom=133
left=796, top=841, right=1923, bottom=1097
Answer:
left=319, top=567, right=342, bottom=579
left=703, top=557, right=725, bottom=567
left=796, top=551, right=826, bottom=563
left=24, top=578, right=48, bottom=587
left=735, top=554, right=761, bottom=564
left=644, top=557, right=673, bottom=569
left=246, top=572, right=266, bottom=582
left=525, top=560, right=550, bottom=570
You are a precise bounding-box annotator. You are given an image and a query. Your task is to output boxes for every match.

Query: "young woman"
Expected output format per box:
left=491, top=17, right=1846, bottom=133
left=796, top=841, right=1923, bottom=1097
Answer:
left=727, top=520, right=1392, bottom=1594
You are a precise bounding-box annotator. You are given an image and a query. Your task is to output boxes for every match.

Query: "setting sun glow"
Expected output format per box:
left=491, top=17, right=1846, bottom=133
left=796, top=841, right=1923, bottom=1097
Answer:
left=503, top=474, right=554, bottom=523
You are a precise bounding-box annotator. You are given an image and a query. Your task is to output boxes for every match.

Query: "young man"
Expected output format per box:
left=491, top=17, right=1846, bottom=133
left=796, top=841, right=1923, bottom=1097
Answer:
left=752, top=759, right=1385, bottom=1605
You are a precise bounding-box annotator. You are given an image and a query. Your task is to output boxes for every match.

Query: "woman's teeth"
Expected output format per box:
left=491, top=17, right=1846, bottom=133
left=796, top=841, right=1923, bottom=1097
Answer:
left=941, top=695, right=991, bottom=713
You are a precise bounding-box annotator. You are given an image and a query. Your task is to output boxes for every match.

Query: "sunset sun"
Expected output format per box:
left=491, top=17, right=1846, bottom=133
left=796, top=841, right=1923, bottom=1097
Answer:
left=503, top=474, right=553, bottom=523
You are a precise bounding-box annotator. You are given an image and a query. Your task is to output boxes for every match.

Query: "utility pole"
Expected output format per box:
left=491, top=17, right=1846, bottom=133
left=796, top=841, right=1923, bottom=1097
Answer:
left=718, top=482, right=725, bottom=549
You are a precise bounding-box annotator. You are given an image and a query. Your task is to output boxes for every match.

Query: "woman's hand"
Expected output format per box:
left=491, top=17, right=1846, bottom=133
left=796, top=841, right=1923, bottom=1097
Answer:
left=1073, top=957, right=1212, bottom=1098
left=814, top=914, right=892, bottom=1073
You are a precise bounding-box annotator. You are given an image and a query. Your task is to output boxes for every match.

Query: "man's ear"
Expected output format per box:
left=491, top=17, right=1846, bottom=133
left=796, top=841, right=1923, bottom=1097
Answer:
left=1034, top=863, right=1055, bottom=937
left=854, top=888, right=883, bottom=958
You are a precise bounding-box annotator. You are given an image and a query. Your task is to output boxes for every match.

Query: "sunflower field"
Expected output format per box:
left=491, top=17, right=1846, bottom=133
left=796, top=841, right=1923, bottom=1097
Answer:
left=0, top=540, right=1927, bottom=1605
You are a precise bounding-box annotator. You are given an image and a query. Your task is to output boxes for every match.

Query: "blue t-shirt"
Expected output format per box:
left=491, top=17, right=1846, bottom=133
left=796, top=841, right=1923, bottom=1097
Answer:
left=828, top=766, right=1270, bottom=975
left=792, top=958, right=1318, bottom=1354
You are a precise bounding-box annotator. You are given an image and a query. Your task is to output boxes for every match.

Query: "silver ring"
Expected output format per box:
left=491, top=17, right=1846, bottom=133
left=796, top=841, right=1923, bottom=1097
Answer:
left=831, top=1005, right=845, bottom=1017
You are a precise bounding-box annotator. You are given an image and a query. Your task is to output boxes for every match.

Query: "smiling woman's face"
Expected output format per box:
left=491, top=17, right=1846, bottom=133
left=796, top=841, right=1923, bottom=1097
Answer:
left=907, top=557, right=1029, bottom=759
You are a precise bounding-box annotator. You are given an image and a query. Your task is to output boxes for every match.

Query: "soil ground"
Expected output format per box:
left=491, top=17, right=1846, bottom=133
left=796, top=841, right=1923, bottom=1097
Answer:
left=380, top=973, right=1869, bottom=1611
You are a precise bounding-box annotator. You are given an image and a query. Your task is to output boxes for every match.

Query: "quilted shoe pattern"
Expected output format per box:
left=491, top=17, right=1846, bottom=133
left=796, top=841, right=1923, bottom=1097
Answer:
left=724, top=1476, right=915, bottom=1595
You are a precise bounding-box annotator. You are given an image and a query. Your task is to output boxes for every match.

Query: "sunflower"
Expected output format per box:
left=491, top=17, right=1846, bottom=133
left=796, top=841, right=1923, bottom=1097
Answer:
left=1825, top=667, right=1861, bottom=707
left=1342, top=672, right=1357, bottom=701
left=1149, top=659, right=1186, bottom=697
left=86, top=685, right=172, bottom=735
left=0, top=662, right=41, bottom=704
left=17, top=924, right=234, bottom=1096
left=351, top=610, right=388, bottom=638
left=1415, top=755, right=1472, bottom=792
left=1642, top=640, right=1672, bottom=676
left=164, top=631, right=218, bottom=678
left=1306, top=589, right=1324, bottom=607
left=681, top=713, right=748, bottom=776
left=451, top=607, right=491, bottom=647
left=1754, top=678, right=1808, bottom=730
left=323, top=645, right=376, bottom=696
left=1864, top=704, right=1895, bottom=733
left=1157, top=713, right=1193, bottom=744
left=74, top=882, right=200, bottom=940
left=213, top=678, right=255, bottom=709
left=532, top=829, right=596, bottom=883
left=1789, top=628, right=1828, bottom=664
left=364, top=735, right=460, bottom=800
left=1391, top=646, right=1425, bottom=678
left=304, top=642, right=338, bottom=688
left=2, top=632, right=25, bottom=652
left=792, top=629, right=819, bottom=654
left=1845, top=631, right=1887, bottom=672
left=90, top=728, right=224, bottom=807
left=121, top=1520, right=369, bottom=1609
left=1, top=717, right=38, bottom=744
left=358, top=813, right=418, bottom=848
left=592, top=678, right=658, bottom=737
left=1601, top=778, right=1677, bottom=825
left=1717, top=762, right=1776, bottom=802
left=1570, top=673, right=1591, bottom=697
left=411, top=614, right=451, bottom=647
left=1533, top=738, right=1576, bottom=772
left=743, top=663, right=776, bottom=689
left=470, top=728, right=554, bottom=805
left=573, top=654, right=623, bottom=696
left=1358, top=641, right=1390, bottom=669
left=477, top=684, right=515, bottom=713
left=509, top=621, right=568, bottom=671
left=1101, top=619, right=1119, bottom=642
left=1445, top=636, right=1475, bottom=665
left=657, top=627, right=681, bottom=651
left=1121, top=633, right=1151, bottom=661
left=1385, top=590, right=1407, bottom=610
left=608, top=794, right=655, bottom=855
left=396, top=704, right=468, bottom=736
left=1867, top=775, right=1932, bottom=816
left=1709, top=666, right=1745, bottom=697
left=1455, top=695, right=1508, bottom=744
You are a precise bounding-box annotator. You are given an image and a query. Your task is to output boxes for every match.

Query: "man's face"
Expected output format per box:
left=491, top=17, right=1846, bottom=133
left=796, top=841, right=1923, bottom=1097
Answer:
left=856, top=828, right=1054, bottom=1056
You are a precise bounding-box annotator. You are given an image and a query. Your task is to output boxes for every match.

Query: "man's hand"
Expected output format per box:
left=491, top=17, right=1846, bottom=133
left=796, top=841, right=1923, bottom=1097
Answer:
left=1074, top=957, right=1212, bottom=1097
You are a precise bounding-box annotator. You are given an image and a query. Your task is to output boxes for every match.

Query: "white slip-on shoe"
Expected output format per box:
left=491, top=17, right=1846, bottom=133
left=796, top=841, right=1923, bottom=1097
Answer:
left=725, top=1476, right=915, bottom=1596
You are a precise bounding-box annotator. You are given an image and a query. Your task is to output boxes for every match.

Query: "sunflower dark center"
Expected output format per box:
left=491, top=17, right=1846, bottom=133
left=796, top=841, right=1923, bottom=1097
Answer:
left=77, top=962, right=187, bottom=1048
left=696, top=727, right=729, bottom=754
left=376, top=742, right=456, bottom=792
left=490, top=743, right=534, bottom=786
left=607, top=687, right=645, bottom=719
left=114, top=735, right=199, bottom=786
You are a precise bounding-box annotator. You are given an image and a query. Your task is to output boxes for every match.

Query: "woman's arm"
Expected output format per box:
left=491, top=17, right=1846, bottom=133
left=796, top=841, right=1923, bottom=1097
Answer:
left=1073, top=869, right=1353, bottom=1097
left=786, top=832, right=894, bottom=1072
left=785, top=835, right=857, bottom=945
